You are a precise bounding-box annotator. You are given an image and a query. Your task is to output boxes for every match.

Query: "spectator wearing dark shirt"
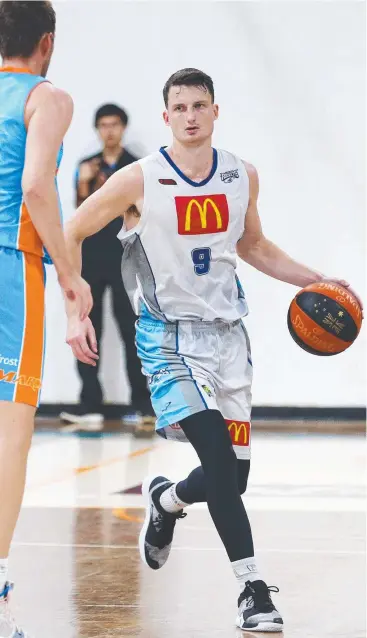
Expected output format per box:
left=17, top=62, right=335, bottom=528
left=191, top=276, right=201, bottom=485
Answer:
left=60, top=104, right=154, bottom=435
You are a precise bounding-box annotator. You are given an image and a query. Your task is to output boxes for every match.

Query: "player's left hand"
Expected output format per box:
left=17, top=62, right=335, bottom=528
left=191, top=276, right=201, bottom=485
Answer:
left=66, top=316, right=99, bottom=365
left=321, top=278, right=364, bottom=318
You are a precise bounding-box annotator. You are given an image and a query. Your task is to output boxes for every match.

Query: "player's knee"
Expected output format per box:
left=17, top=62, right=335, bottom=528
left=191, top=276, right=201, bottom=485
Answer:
left=180, top=409, right=237, bottom=472
left=0, top=402, right=34, bottom=456
left=237, top=460, right=250, bottom=494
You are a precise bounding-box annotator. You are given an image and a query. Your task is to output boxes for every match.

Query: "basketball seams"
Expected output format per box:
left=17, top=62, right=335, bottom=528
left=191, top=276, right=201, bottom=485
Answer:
left=294, top=292, right=358, bottom=343
left=288, top=303, right=351, bottom=355
left=299, top=283, right=362, bottom=329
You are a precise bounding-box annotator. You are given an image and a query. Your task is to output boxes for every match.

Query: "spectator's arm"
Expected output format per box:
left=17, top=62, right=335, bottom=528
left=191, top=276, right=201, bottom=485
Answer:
left=75, top=157, right=101, bottom=206
left=74, top=166, right=86, bottom=207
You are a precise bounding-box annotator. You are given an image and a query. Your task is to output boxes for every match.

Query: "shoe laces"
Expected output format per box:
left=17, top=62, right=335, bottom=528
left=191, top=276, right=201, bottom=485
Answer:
left=239, top=581, right=279, bottom=610
left=153, top=509, right=187, bottom=530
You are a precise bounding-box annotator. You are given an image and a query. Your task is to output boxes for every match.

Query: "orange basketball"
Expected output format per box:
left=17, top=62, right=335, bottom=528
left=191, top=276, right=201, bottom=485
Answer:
left=287, top=281, right=362, bottom=355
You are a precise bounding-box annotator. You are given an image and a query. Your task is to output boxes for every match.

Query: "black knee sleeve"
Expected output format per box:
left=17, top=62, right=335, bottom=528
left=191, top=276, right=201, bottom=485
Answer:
left=178, top=409, right=254, bottom=562
left=179, top=409, right=238, bottom=475
left=237, top=460, right=250, bottom=494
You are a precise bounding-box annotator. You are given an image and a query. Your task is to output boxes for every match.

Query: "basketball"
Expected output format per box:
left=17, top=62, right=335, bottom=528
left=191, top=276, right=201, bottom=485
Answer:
left=287, top=281, right=363, bottom=356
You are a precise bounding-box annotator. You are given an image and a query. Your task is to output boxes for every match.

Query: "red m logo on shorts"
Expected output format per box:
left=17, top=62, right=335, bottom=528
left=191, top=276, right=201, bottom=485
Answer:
left=226, top=419, right=250, bottom=446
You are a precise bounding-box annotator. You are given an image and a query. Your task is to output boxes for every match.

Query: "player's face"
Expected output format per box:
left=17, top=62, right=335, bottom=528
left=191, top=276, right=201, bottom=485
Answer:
left=96, top=116, right=125, bottom=149
left=164, top=85, right=218, bottom=145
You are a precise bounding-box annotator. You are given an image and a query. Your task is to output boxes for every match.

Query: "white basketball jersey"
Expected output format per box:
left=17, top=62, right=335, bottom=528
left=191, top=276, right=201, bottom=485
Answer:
left=118, top=147, right=249, bottom=322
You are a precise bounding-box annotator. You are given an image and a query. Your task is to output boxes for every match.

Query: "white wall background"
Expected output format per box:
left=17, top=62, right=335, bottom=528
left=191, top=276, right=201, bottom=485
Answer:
left=40, top=1, right=365, bottom=406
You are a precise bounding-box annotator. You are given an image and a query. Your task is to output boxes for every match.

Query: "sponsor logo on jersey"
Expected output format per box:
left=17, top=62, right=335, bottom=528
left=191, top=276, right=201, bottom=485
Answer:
left=175, top=194, right=229, bottom=235
left=0, top=370, right=41, bottom=393
left=220, top=169, right=239, bottom=183
left=159, top=178, right=177, bottom=185
left=0, top=354, right=18, bottom=367
left=225, top=419, right=250, bottom=446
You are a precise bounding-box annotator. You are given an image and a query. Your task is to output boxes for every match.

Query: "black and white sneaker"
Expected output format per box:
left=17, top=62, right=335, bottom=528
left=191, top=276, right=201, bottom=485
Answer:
left=236, top=580, right=283, bottom=632
left=139, top=475, right=186, bottom=570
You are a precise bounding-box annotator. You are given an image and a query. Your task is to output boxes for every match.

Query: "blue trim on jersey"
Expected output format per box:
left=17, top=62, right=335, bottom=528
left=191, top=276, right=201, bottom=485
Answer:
left=136, top=234, right=168, bottom=321
left=159, top=146, right=218, bottom=187
left=175, top=322, right=208, bottom=410
left=235, top=274, right=246, bottom=299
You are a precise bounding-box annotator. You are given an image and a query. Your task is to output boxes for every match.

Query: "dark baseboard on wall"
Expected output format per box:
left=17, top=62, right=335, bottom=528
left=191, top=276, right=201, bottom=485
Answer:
left=37, top=404, right=366, bottom=421
left=251, top=406, right=366, bottom=420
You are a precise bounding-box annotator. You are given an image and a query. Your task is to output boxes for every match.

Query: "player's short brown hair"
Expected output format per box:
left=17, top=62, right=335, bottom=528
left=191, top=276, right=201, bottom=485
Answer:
left=163, top=68, right=215, bottom=107
left=0, top=1, right=55, bottom=58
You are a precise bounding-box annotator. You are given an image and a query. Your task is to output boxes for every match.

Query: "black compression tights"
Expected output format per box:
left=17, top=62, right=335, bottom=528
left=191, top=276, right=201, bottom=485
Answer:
left=175, top=409, right=254, bottom=562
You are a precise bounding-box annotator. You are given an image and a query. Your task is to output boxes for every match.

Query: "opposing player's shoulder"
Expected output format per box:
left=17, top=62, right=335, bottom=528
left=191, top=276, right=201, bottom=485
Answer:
left=51, top=86, right=73, bottom=111
left=26, top=83, right=73, bottom=126
left=32, top=82, right=73, bottom=108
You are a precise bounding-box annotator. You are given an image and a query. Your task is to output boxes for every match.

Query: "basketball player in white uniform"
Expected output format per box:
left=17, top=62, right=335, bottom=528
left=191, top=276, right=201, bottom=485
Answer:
left=64, top=69, right=358, bottom=632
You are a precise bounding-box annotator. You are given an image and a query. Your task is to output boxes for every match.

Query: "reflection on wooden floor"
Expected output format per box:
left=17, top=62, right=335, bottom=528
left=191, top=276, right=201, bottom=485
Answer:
left=11, top=507, right=366, bottom=637
left=7, top=426, right=366, bottom=637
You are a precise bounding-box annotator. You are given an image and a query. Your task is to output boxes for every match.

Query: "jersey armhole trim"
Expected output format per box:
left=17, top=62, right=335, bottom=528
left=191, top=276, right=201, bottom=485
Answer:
left=117, top=161, right=147, bottom=241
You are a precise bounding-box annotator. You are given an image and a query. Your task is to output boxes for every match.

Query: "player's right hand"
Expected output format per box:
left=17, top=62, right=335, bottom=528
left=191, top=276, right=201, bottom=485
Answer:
left=78, top=158, right=101, bottom=183
left=66, top=316, right=99, bottom=366
left=58, top=272, right=93, bottom=320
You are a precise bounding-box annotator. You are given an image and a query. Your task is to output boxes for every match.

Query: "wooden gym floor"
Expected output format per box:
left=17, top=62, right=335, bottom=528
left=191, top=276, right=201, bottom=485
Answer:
left=8, top=419, right=366, bottom=637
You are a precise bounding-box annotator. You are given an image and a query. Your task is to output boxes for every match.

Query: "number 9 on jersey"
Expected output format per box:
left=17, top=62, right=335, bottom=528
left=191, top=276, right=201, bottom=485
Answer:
left=191, top=247, right=212, bottom=276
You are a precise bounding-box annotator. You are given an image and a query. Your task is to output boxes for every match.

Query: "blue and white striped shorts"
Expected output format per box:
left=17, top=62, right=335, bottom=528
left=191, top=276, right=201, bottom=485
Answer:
left=136, top=316, right=253, bottom=459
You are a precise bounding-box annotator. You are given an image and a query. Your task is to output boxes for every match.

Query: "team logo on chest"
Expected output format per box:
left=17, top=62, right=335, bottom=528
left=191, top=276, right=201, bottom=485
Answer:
left=175, top=194, right=229, bottom=235
left=220, top=169, right=239, bottom=183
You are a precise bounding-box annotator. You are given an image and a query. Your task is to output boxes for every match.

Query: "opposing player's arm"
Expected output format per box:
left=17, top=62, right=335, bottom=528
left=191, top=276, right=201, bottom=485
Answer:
left=22, top=84, right=93, bottom=320
left=22, top=83, right=74, bottom=278
left=236, top=162, right=325, bottom=287
left=65, top=162, right=143, bottom=274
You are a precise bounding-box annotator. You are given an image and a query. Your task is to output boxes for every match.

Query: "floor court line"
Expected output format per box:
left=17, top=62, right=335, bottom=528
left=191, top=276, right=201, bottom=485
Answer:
left=11, top=541, right=365, bottom=555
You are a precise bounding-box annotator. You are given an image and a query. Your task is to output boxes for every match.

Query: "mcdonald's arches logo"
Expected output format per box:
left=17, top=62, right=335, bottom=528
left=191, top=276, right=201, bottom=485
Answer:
left=225, top=419, right=250, bottom=447
left=175, top=194, right=229, bottom=235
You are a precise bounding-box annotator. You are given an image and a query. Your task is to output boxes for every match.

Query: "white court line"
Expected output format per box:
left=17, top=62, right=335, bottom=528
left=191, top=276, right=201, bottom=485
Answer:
left=12, top=541, right=365, bottom=555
